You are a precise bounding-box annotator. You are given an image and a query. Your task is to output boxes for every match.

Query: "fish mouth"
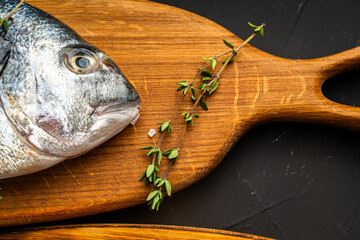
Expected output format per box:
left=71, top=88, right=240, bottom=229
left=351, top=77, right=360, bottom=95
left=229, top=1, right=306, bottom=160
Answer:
left=64, top=101, right=140, bottom=159
left=93, top=98, right=141, bottom=116
left=88, top=98, right=141, bottom=146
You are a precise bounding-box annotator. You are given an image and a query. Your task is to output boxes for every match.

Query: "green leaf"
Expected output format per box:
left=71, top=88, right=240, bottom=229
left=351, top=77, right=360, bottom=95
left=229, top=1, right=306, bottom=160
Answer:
left=248, top=22, right=263, bottom=35
left=194, top=114, right=199, bottom=118
left=177, top=81, right=188, bottom=87
left=202, top=57, right=210, bottom=61
left=147, top=148, right=157, bottom=156
left=183, top=87, right=189, bottom=95
left=191, top=86, right=196, bottom=96
left=4, top=20, right=8, bottom=31
left=254, top=26, right=261, bottom=33
left=229, top=55, right=236, bottom=63
left=198, top=67, right=202, bottom=71
left=146, top=190, right=159, bottom=201
left=202, top=77, right=211, bottom=81
left=191, top=95, right=197, bottom=101
left=159, top=191, right=164, bottom=200
left=0, top=19, right=8, bottom=32
left=168, top=149, right=179, bottom=160
left=155, top=178, right=162, bottom=186
left=157, top=180, right=165, bottom=187
left=152, top=172, right=156, bottom=182
left=138, top=146, right=154, bottom=150
left=160, top=121, right=170, bottom=132
left=182, top=112, right=189, bottom=118
left=165, top=180, right=172, bottom=196
left=167, top=125, right=172, bottom=133
left=211, top=59, right=217, bottom=69
left=151, top=195, right=160, bottom=210
left=149, top=173, right=153, bottom=182
left=144, top=178, right=151, bottom=185
left=209, top=79, right=219, bottom=94
left=146, top=164, right=155, bottom=177
left=185, top=116, right=193, bottom=122
left=163, top=149, right=173, bottom=156
left=248, top=22, right=257, bottom=28
left=222, top=55, right=236, bottom=64
left=198, top=83, right=206, bottom=90
left=155, top=200, right=161, bottom=211
left=139, top=171, right=146, bottom=182
left=157, top=150, right=162, bottom=165
left=223, top=39, right=234, bottom=49
left=201, top=69, right=213, bottom=77
left=200, top=96, right=208, bottom=110
left=177, top=85, right=186, bottom=92
left=154, top=165, right=160, bottom=172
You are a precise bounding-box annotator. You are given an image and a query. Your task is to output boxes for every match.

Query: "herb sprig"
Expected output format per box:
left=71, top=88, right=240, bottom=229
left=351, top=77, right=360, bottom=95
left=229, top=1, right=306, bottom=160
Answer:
left=139, top=22, right=265, bottom=210
left=0, top=0, right=25, bottom=32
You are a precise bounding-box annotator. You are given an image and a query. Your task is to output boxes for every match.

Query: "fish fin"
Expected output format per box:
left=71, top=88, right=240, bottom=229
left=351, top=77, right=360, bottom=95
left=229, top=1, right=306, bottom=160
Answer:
left=0, top=38, right=11, bottom=76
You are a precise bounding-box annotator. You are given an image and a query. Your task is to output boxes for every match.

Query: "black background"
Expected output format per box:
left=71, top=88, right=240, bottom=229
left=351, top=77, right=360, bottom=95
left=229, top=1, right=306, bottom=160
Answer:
left=7, top=1, right=360, bottom=239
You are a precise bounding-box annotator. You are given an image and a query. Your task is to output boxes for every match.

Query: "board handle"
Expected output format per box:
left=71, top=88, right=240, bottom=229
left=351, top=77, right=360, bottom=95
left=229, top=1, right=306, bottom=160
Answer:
left=257, top=46, right=360, bottom=131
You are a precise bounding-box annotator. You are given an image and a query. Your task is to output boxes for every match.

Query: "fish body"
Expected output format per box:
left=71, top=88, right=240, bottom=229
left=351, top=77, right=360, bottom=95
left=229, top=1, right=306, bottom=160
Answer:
left=0, top=0, right=141, bottom=179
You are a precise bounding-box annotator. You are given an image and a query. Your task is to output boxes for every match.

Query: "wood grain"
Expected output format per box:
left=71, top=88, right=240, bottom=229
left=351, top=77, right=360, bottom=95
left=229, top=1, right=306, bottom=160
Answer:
left=1, top=0, right=360, bottom=227
left=0, top=224, right=273, bottom=239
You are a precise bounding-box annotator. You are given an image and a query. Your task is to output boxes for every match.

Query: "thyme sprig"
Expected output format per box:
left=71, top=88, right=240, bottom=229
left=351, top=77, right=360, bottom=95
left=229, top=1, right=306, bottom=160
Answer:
left=0, top=0, right=25, bottom=32
left=139, top=22, right=265, bottom=210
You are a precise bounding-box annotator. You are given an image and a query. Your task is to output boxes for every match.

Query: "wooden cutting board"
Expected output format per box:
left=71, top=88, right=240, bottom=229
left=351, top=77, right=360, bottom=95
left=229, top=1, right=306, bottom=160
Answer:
left=0, top=224, right=273, bottom=239
left=1, top=0, right=360, bottom=227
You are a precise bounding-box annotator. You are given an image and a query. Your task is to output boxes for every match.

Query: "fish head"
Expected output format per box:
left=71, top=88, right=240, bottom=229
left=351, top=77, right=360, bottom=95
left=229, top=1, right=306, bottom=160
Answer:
left=0, top=1, right=141, bottom=178
left=25, top=41, right=141, bottom=157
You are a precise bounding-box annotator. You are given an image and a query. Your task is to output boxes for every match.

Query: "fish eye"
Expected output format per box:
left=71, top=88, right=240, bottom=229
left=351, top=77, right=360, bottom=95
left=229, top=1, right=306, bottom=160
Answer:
left=75, top=57, right=90, bottom=69
left=65, top=48, right=99, bottom=74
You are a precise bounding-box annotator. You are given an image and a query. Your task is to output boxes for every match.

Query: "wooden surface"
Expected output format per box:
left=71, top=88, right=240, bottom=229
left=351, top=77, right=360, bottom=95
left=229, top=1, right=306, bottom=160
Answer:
left=1, top=0, right=360, bottom=228
left=0, top=224, right=273, bottom=239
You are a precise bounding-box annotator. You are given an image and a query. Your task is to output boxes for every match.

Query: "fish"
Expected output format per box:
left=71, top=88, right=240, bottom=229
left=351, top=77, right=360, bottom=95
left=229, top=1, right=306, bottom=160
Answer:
left=0, top=0, right=141, bottom=179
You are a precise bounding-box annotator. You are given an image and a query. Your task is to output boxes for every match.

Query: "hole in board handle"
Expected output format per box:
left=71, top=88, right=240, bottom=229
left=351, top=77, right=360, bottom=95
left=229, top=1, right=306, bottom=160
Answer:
left=322, top=69, right=360, bottom=107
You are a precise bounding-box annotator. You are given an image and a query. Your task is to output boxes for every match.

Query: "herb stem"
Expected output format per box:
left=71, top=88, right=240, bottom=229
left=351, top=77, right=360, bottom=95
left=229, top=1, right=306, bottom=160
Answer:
left=166, top=24, right=266, bottom=175
left=151, top=58, right=214, bottom=164
left=169, top=94, right=185, bottom=122
left=235, top=23, right=265, bottom=52
left=192, top=61, right=211, bottom=84
left=164, top=48, right=230, bottom=125
left=176, top=122, right=188, bottom=150
left=216, top=50, right=233, bottom=58
left=151, top=130, right=167, bottom=165
left=141, top=22, right=265, bottom=210
left=162, top=159, right=174, bottom=180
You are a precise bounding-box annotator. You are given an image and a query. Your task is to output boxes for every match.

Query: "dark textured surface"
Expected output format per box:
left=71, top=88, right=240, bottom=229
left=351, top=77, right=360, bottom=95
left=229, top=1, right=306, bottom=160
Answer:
left=5, top=0, right=360, bottom=239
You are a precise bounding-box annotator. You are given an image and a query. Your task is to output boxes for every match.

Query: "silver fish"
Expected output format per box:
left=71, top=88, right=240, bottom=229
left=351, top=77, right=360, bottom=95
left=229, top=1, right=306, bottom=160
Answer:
left=0, top=0, right=141, bottom=179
